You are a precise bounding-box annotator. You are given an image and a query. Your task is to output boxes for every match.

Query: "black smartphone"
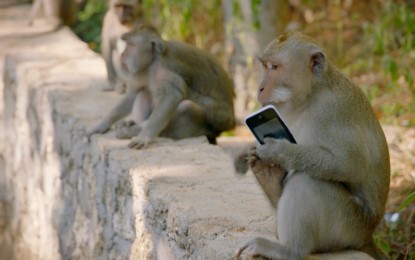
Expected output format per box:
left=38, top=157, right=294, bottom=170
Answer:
left=245, top=105, right=296, bottom=144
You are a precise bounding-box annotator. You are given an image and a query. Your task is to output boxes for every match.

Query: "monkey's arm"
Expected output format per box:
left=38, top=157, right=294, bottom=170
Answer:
left=256, top=137, right=363, bottom=184
left=128, top=77, right=186, bottom=149
left=102, top=35, right=117, bottom=85
left=88, top=90, right=137, bottom=136
left=28, top=0, right=43, bottom=25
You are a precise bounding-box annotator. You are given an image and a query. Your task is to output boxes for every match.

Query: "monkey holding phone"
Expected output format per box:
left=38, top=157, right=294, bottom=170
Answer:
left=234, top=31, right=390, bottom=259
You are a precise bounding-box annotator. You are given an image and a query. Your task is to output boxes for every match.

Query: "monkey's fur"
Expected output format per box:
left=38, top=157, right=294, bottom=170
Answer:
left=101, top=0, right=145, bottom=93
left=234, top=31, right=390, bottom=260
left=89, top=26, right=235, bottom=148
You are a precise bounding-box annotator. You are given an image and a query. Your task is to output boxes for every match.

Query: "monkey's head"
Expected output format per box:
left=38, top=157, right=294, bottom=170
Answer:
left=121, top=25, right=166, bottom=75
left=257, top=31, right=327, bottom=111
left=112, top=0, right=142, bottom=25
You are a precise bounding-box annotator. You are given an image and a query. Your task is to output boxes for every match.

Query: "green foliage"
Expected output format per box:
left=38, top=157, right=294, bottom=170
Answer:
left=70, top=0, right=224, bottom=54
left=358, top=0, right=415, bottom=125
left=397, top=191, right=415, bottom=212
left=71, top=0, right=107, bottom=52
left=230, top=0, right=261, bottom=31
left=251, top=0, right=261, bottom=30
left=143, top=0, right=223, bottom=49
left=374, top=191, right=415, bottom=259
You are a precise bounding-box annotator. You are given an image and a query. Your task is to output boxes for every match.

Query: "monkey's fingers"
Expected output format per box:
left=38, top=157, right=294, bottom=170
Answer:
left=248, top=146, right=257, bottom=156
left=128, top=137, right=150, bottom=150
left=128, top=140, right=144, bottom=149
left=262, top=137, right=279, bottom=144
left=255, top=138, right=288, bottom=165
left=234, top=154, right=249, bottom=174
left=234, top=245, right=248, bottom=260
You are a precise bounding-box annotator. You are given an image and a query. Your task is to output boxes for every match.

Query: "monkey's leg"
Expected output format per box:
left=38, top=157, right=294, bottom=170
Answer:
left=28, top=0, right=43, bottom=25
left=102, top=38, right=117, bottom=91
left=249, top=147, right=285, bottom=208
left=276, top=174, right=373, bottom=258
left=160, top=100, right=212, bottom=141
left=131, top=88, right=152, bottom=124
left=114, top=89, right=151, bottom=139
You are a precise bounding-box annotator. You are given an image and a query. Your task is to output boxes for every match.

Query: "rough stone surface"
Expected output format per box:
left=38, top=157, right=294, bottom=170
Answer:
left=0, top=4, right=374, bottom=260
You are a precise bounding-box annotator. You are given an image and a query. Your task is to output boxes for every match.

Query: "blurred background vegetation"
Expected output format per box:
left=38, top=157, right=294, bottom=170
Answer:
left=69, top=0, right=414, bottom=258
left=72, top=0, right=415, bottom=127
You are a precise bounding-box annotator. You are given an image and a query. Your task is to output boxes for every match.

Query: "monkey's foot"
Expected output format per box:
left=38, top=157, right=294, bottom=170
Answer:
left=115, top=82, right=126, bottom=94
left=235, top=238, right=277, bottom=260
left=116, top=125, right=141, bottom=140
left=101, top=83, right=115, bottom=92
left=114, top=120, right=136, bottom=129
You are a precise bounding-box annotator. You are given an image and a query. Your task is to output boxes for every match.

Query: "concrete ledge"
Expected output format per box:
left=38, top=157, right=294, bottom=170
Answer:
left=0, top=4, right=373, bottom=259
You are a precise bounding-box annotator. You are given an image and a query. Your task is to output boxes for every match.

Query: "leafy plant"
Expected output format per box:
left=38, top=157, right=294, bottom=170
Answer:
left=374, top=191, right=415, bottom=259
left=358, top=0, right=415, bottom=125
left=71, top=0, right=107, bottom=52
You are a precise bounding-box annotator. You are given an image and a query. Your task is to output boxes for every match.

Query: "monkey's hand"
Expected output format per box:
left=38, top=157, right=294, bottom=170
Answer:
left=256, top=138, right=292, bottom=170
left=88, top=121, right=111, bottom=137
left=235, top=237, right=278, bottom=260
left=114, top=120, right=136, bottom=129
left=234, top=154, right=249, bottom=174
left=115, top=81, right=126, bottom=94
left=128, top=136, right=152, bottom=149
left=234, top=144, right=255, bottom=174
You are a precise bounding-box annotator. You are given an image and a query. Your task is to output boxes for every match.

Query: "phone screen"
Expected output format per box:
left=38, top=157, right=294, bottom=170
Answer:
left=245, top=105, right=296, bottom=144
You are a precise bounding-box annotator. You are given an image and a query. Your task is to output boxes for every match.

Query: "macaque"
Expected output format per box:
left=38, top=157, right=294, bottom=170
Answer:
left=28, top=0, right=76, bottom=26
left=234, top=31, right=390, bottom=259
left=89, top=26, right=236, bottom=148
left=101, top=0, right=145, bottom=93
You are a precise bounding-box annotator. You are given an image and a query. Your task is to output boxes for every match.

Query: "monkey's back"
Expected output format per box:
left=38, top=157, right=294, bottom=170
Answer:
left=319, top=66, right=390, bottom=218
left=164, top=40, right=236, bottom=131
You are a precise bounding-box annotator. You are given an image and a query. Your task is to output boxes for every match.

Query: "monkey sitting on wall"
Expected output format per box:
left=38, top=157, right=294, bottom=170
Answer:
left=101, top=0, right=145, bottom=93
left=234, top=31, right=390, bottom=259
left=88, top=25, right=236, bottom=148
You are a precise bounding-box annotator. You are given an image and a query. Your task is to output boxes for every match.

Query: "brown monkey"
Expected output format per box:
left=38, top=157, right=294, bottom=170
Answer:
left=101, top=0, right=145, bottom=93
left=89, top=26, right=236, bottom=148
left=234, top=31, right=390, bottom=259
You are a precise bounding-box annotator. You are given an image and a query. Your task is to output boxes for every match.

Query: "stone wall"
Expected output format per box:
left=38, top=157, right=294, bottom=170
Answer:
left=0, top=4, right=373, bottom=260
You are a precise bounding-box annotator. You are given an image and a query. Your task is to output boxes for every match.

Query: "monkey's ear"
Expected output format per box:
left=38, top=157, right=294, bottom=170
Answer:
left=309, top=51, right=326, bottom=74
left=151, top=39, right=166, bottom=55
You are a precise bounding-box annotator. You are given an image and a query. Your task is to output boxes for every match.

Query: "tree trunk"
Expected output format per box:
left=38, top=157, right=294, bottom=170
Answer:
left=223, top=0, right=288, bottom=122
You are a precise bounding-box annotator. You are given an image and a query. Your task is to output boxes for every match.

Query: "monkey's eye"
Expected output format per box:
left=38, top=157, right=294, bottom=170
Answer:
left=263, top=62, right=278, bottom=70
